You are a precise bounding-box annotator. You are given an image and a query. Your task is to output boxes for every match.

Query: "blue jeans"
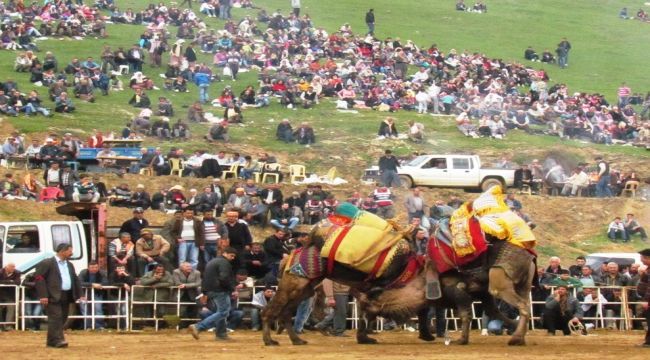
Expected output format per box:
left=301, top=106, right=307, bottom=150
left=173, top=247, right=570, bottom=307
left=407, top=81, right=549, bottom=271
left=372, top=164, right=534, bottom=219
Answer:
left=367, top=22, right=375, bottom=34
left=219, top=5, right=228, bottom=19
left=270, top=218, right=299, bottom=230
left=293, top=297, right=314, bottom=332
left=178, top=241, right=199, bottom=269
left=381, top=170, right=401, bottom=188
left=196, top=291, right=231, bottom=338
left=608, top=229, right=629, bottom=241
left=250, top=307, right=262, bottom=330
left=80, top=294, right=106, bottom=329
left=24, top=301, right=43, bottom=330
left=315, top=294, right=348, bottom=335
left=596, top=175, right=612, bottom=198
left=199, top=85, right=209, bottom=104
left=203, top=243, right=218, bottom=264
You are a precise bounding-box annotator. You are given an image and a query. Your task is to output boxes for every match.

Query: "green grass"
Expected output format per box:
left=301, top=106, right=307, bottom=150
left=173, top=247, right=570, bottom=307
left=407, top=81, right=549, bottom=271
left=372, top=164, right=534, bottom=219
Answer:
left=1, top=0, right=649, bottom=176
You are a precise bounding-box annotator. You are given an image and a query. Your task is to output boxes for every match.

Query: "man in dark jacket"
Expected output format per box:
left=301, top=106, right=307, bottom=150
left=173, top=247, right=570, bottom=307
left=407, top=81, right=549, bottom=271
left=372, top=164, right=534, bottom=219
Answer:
left=78, top=261, right=109, bottom=329
left=543, top=284, right=583, bottom=336
left=263, top=229, right=288, bottom=278
left=224, top=210, right=252, bottom=253
left=119, top=208, right=149, bottom=241
left=188, top=247, right=237, bottom=341
left=242, top=242, right=269, bottom=280
left=34, top=243, right=83, bottom=348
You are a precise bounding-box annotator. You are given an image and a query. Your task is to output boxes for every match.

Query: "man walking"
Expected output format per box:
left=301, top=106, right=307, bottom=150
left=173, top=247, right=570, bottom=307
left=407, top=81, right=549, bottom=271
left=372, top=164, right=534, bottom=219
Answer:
left=556, top=37, right=571, bottom=69
left=35, top=243, right=83, bottom=348
left=595, top=156, right=612, bottom=198
left=291, top=0, right=301, bottom=16
left=365, top=9, right=375, bottom=35
left=188, top=247, right=238, bottom=341
left=378, top=149, right=400, bottom=188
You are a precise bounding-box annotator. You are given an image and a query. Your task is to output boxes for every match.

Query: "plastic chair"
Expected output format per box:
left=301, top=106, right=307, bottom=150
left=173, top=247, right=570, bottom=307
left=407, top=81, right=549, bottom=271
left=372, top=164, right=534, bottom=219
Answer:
left=222, top=163, right=240, bottom=180
left=261, top=163, right=281, bottom=184
left=622, top=181, right=639, bottom=197
left=139, top=166, right=153, bottom=176
left=289, top=164, right=306, bottom=184
left=169, top=158, right=184, bottom=177
left=320, top=167, right=337, bottom=182
left=519, top=184, right=532, bottom=195
left=118, top=64, right=129, bottom=75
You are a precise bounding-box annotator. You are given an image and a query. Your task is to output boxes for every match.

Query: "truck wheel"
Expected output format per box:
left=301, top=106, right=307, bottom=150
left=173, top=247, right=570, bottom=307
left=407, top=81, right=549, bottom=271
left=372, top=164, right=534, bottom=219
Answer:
left=399, top=175, right=413, bottom=189
left=481, top=178, right=503, bottom=192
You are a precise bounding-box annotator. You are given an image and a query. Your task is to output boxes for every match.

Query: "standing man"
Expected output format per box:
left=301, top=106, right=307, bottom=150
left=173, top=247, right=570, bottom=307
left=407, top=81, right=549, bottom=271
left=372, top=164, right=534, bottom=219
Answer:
left=556, top=37, right=571, bottom=69
left=34, top=243, right=83, bottom=348
left=378, top=149, right=400, bottom=188
left=188, top=247, right=238, bottom=341
left=291, top=0, right=301, bottom=16
left=314, top=279, right=351, bottom=337
left=171, top=209, right=205, bottom=270
left=202, top=210, right=228, bottom=264
left=595, top=156, right=612, bottom=198
left=119, top=207, right=149, bottom=244
left=179, top=0, right=192, bottom=8
left=365, top=8, right=375, bottom=35
left=637, top=248, right=650, bottom=347
left=405, top=187, right=426, bottom=222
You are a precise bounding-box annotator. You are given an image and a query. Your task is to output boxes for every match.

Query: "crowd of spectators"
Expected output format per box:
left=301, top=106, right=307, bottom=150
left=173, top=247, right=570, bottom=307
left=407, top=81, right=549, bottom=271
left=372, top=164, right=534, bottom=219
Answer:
left=535, top=255, right=648, bottom=333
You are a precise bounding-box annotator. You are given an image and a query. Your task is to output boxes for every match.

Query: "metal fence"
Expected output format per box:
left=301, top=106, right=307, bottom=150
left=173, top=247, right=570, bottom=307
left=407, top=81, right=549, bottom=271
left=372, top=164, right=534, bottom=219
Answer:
left=0, top=284, right=646, bottom=332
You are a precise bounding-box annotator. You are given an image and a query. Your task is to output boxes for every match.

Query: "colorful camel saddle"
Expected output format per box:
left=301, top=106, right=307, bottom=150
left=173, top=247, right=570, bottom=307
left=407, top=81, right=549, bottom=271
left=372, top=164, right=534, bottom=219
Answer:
left=428, top=217, right=488, bottom=274
left=307, top=203, right=411, bottom=280
left=429, top=185, right=536, bottom=273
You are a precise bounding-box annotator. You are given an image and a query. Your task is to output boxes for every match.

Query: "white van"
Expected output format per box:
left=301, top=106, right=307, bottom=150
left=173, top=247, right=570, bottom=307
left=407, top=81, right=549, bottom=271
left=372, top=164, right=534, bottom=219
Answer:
left=0, top=221, right=89, bottom=275
left=585, top=252, right=641, bottom=271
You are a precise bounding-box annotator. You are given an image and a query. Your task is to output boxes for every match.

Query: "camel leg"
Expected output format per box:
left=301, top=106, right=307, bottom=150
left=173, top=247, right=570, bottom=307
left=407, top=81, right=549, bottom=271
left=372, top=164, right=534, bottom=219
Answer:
left=262, top=275, right=312, bottom=346
left=417, top=306, right=435, bottom=341
left=455, top=306, right=472, bottom=345
left=355, top=298, right=378, bottom=344
left=489, top=265, right=534, bottom=346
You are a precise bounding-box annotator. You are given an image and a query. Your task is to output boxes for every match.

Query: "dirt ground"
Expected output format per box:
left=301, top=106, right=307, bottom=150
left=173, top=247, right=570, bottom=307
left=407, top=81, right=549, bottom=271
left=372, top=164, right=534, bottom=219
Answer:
left=0, top=329, right=648, bottom=359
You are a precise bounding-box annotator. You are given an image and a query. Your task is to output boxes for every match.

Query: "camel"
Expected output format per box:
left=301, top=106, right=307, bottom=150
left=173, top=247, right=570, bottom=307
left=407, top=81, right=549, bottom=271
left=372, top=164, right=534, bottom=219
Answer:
left=262, top=186, right=536, bottom=346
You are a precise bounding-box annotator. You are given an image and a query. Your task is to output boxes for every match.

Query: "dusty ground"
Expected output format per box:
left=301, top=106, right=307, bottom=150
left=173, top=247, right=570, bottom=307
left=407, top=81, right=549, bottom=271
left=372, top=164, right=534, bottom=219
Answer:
left=0, top=329, right=648, bottom=359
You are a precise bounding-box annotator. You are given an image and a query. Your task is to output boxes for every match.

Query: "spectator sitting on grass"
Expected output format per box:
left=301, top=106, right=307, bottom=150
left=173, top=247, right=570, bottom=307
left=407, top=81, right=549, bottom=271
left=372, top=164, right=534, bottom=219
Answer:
left=624, top=213, right=648, bottom=241
left=607, top=217, right=629, bottom=242
left=524, top=46, right=539, bottom=62
left=54, top=92, right=75, bottom=113
left=293, top=122, right=315, bottom=145
left=128, top=88, right=151, bottom=108
left=206, top=121, right=229, bottom=142
left=276, top=119, right=293, bottom=143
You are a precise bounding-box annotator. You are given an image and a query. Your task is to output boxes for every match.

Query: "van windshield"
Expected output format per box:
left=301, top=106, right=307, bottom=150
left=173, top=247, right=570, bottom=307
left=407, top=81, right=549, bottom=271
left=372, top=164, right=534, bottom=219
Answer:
left=5, top=225, right=40, bottom=253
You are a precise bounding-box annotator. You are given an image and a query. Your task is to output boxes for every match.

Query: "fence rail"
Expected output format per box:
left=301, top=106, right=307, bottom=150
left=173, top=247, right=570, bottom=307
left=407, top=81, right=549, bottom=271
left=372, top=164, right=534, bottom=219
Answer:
left=0, top=284, right=646, bottom=332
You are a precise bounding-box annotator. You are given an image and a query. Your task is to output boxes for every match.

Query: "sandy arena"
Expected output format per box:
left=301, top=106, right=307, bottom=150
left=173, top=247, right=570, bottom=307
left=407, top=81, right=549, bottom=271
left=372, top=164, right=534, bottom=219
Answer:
left=0, top=329, right=648, bottom=359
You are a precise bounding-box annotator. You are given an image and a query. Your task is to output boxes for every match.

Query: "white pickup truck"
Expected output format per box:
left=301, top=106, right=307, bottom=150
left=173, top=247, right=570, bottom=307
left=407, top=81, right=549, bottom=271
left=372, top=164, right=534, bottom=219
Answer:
left=364, top=154, right=515, bottom=191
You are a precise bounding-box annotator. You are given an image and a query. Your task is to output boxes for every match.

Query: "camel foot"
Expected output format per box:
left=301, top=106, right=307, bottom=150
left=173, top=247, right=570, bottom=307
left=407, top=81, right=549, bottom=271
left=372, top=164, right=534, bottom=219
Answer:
left=357, top=336, right=378, bottom=344
left=264, top=339, right=280, bottom=346
left=507, top=336, right=525, bottom=346
left=291, top=338, right=308, bottom=345
left=454, top=338, right=469, bottom=345
left=418, top=333, right=435, bottom=342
